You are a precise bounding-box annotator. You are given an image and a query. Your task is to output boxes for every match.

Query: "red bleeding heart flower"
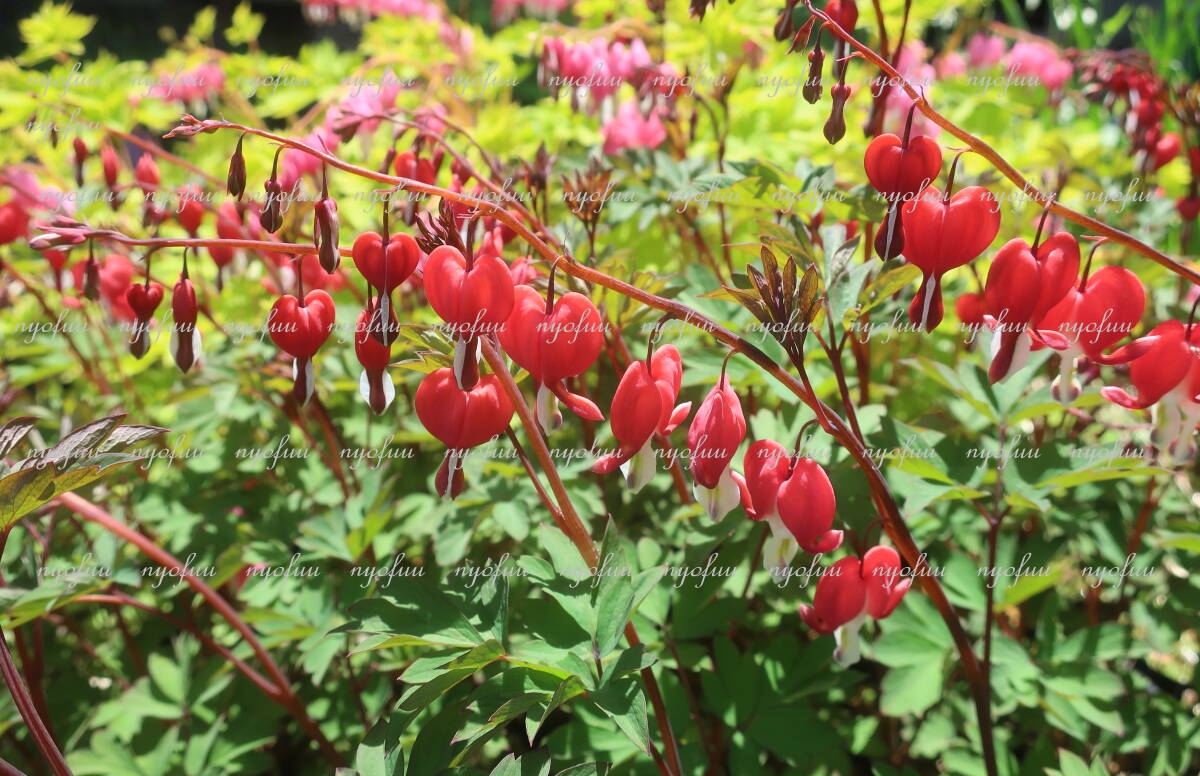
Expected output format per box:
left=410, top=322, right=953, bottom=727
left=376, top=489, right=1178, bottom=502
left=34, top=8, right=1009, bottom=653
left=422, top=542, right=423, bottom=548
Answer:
left=499, top=283, right=604, bottom=426
left=352, top=231, right=421, bottom=293
left=798, top=556, right=864, bottom=635
left=1101, top=320, right=1200, bottom=458
left=125, top=281, right=164, bottom=359
left=823, top=0, right=858, bottom=30
left=901, top=184, right=1001, bottom=330
left=267, top=290, right=335, bottom=404
left=799, top=546, right=911, bottom=664
left=0, top=201, right=30, bottom=245
left=861, top=545, right=911, bottom=619
left=394, top=151, right=437, bottom=184
left=1033, top=264, right=1145, bottom=401
left=1036, top=265, right=1145, bottom=360
left=354, top=300, right=397, bottom=415
left=1178, top=197, right=1200, bottom=221
left=1100, top=320, right=1194, bottom=410
left=686, top=370, right=746, bottom=520
left=424, top=245, right=514, bottom=336
left=863, top=110, right=943, bottom=259
left=209, top=201, right=244, bottom=280
left=415, top=367, right=515, bottom=498
left=777, top=457, right=843, bottom=554
left=592, top=344, right=691, bottom=488
left=864, top=133, right=943, bottom=201
left=956, top=292, right=985, bottom=330
left=1152, top=131, right=1181, bottom=171
left=982, top=232, right=1080, bottom=382
left=733, top=439, right=802, bottom=570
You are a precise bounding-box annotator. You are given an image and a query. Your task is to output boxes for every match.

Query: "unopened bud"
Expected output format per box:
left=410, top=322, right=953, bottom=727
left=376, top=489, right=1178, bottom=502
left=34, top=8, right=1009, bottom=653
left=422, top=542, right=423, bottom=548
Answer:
left=803, top=48, right=825, bottom=104
left=134, top=154, right=160, bottom=190
left=314, top=197, right=340, bottom=273
left=83, top=258, right=101, bottom=301
left=73, top=138, right=88, bottom=187
left=227, top=134, right=247, bottom=199
left=823, top=83, right=850, bottom=144
left=261, top=179, right=283, bottom=233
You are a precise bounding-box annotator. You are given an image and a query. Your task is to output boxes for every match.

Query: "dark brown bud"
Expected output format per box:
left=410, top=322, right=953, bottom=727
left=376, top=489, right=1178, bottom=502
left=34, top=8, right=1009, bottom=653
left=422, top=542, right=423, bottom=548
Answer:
left=83, top=257, right=101, bottom=301
left=227, top=134, right=247, bottom=199
left=261, top=180, right=283, bottom=233
left=803, top=48, right=825, bottom=104
left=314, top=196, right=340, bottom=273
left=824, top=83, right=850, bottom=144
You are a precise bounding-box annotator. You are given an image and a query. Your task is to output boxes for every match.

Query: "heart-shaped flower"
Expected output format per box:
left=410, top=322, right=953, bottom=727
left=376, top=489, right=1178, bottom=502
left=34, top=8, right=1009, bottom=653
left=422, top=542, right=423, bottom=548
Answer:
left=267, top=289, right=335, bottom=404
left=423, top=245, right=515, bottom=335
left=1101, top=320, right=1200, bottom=459
left=499, top=283, right=605, bottom=426
left=901, top=184, right=1001, bottom=330
left=777, top=457, right=843, bottom=554
left=351, top=231, right=420, bottom=293
left=982, top=232, right=1080, bottom=382
left=415, top=368, right=515, bottom=498
left=125, top=281, right=165, bottom=359
left=687, top=372, right=746, bottom=520
left=863, top=133, right=943, bottom=200
left=592, top=344, right=690, bottom=488
left=0, top=201, right=30, bottom=245
left=800, top=546, right=911, bottom=665
left=125, top=281, right=164, bottom=320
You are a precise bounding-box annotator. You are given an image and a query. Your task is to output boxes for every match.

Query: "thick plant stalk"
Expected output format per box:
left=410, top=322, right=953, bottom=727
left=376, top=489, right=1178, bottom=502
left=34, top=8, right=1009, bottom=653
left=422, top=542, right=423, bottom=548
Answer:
left=0, top=532, right=72, bottom=776
left=0, top=627, right=71, bottom=776
left=54, top=493, right=347, bottom=768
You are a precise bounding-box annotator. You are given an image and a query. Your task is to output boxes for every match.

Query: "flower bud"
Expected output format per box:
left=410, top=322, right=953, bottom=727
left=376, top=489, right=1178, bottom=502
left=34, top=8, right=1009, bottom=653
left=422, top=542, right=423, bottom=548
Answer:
left=261, top=179, right=283, bottom=233
left=823, top=83, right=850, bottom=144
left=803, top=47, right=824, bottom=104
left=227, top=134, right=247, bottom=199
left=83, top=256, right=101, bottom=301
left=101, top=144, right=120, bottom=189
left=72, top=138, right=88, bottom=188
left=134, top=154, right=160, bottom=191
left=172, top=274, right=199, bottom=373
left=314, top=196, right=340, bottom=273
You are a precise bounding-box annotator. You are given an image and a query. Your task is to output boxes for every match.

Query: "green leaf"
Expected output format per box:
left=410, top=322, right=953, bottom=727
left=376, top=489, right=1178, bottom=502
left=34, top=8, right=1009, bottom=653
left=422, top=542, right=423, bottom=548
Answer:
left=226, top=2, right=265, bottom=47
left=18, top=1, right=96, bottom=64
left=879, top=660, right=943, bottom=717
left=589, top=678, right=650, bottom=754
